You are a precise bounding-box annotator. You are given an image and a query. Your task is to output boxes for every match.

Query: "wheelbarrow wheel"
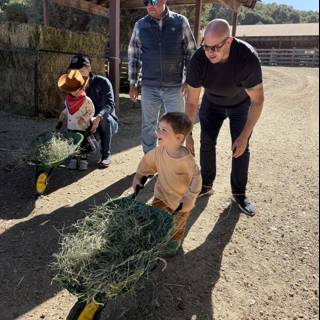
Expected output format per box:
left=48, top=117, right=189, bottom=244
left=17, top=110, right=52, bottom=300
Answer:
left=35, top=171, right=49, bottom=196
left=67, top=300, right=104, bottom=320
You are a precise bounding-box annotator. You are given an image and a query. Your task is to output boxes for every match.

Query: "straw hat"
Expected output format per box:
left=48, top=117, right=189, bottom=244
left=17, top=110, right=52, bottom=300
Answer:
left=58, top=70, right=88, bottom=93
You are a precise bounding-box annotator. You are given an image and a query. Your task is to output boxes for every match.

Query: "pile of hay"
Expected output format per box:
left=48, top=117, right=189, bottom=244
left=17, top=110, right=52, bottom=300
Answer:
left=51, top=197, right=173, bottom=303
left=30, top=131, right=78, bottom=165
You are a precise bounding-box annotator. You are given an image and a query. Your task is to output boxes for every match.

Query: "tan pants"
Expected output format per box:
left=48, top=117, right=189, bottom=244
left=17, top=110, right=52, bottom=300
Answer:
left=152, top=198, right=191, bottom=241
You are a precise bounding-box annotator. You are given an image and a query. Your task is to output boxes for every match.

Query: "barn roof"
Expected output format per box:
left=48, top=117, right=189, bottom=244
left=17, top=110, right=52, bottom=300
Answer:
left=50, top=0, right=258, bottom=17
left=237, top=23, right=320, bottom=38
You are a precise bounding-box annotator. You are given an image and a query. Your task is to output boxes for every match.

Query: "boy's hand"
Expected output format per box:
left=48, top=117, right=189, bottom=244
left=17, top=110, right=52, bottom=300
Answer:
left=181, top=195, right=194, bottom=212
left=132, top=174, right=143, bottom=192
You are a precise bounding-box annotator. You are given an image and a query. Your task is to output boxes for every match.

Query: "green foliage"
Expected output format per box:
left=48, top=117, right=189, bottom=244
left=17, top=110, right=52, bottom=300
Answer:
left=208, top=2, right=319, bottom=25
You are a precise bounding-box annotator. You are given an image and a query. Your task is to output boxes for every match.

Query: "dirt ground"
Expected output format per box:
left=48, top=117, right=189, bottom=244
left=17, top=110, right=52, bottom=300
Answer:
left=0, top=67, right=319, bottom=320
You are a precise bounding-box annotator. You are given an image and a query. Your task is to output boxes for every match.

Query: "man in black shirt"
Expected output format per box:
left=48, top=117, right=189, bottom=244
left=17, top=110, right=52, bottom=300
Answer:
left=185, top=19, right=264, bottom=216
left=68, top=55, right=118, bottom=167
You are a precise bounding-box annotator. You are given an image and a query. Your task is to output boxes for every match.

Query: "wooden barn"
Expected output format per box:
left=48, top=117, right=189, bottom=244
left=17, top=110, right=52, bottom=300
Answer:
left=236, top=23, right=319, bottom=67
left=237, top=23, right=319, bottom=49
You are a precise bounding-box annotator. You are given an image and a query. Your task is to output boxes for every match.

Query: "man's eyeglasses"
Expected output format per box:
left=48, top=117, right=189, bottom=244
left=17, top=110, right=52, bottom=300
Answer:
left=143, top=0, right=159, bottom=6
left=202, top=38, right=228, bottom=53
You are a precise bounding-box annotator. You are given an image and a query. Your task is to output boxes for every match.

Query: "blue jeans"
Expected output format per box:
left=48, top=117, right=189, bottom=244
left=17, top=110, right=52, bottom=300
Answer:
left=98, top=115, right=118, bottom=158
left=141, top=86, right=185, bottom=153
left=199, top=95, right=251, bottom=196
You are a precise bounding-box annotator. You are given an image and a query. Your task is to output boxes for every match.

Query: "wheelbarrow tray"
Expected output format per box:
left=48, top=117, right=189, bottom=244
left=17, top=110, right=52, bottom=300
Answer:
left=30, top=131, right=84, bottom=169
left=53, top=196, right=174, bottom=306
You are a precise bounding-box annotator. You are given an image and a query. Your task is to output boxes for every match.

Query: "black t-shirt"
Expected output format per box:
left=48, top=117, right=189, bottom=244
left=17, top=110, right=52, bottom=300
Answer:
left=186, top=38, right=263, bottom=106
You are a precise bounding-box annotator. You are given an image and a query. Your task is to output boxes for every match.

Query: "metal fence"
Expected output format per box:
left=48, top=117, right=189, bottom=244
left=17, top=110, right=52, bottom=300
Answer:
left=257, top=48, right=319, bottom=67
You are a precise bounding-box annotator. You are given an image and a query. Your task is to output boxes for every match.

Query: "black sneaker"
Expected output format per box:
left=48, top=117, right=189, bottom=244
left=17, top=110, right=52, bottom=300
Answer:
left=233, top=196, right=256, bottom=217
left=198, top=186, right=214, bottom=198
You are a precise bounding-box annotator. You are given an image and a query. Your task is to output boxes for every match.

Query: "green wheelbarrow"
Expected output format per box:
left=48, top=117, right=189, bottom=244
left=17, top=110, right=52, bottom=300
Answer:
left=30, top=131, right=84, bottom=196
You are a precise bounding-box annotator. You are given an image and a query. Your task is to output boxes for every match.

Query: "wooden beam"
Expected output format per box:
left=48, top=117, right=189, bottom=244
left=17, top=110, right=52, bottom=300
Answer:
left=51, top=0, right=109, bottom=17
left=109, top=0, right=120, bottom=115
left=120, top=0, right=257, bottom=9
left=232, top=11, right=238, bottom=36
left=194, top=0, right=203, bottom=45
left=43, top=0, right=49, bottom=25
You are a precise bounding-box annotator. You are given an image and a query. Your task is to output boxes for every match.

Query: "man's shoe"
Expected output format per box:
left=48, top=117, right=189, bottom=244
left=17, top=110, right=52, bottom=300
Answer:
left=198, top=186, right=214, bottom=198
left=163, top=240, right=182, bottom=257
left=100, top=156, right=111, bottom=167
left=233, top=196, right=256, bottom=217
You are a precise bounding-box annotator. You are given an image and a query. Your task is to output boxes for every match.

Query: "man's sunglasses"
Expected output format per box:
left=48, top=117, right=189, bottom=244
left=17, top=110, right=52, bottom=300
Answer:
left=201, top=38, right=229, bottom=53
left=144, top=0, right=159, bottom=6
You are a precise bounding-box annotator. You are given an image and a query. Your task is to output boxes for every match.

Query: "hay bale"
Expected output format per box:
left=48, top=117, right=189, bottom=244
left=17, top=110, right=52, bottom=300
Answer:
left=0, top=22, right=107, bottom=116
left=51, top=198, right=173, bottom=303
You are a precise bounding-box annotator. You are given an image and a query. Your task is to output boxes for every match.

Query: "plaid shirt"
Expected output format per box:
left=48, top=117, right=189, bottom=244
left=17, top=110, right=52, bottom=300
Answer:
left=128, top=8, right=197, bottom=87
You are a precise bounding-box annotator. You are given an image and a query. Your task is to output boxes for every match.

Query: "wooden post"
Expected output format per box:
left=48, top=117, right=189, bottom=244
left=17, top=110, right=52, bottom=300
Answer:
left=43, top=0, right=49, bottom=26
left=194, top=0, right=203, bottom=46
left=109, top=0, right=120, bottom=115
left=232, top=11, right=238, bottom=37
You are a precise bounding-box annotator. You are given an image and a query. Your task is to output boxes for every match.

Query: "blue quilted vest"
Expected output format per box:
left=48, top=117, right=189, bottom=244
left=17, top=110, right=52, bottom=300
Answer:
left=138, top=11, right=185, bottom=87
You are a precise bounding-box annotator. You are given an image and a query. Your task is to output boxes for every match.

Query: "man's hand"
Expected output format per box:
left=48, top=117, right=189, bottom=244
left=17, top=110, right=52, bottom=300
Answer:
left=232, top=135, right=249, bottom=158
left=181, top=83, right=188, bottom=97
left=186, top=134, right=195, bottom=157
left=129, top=86, right=139, bottom=103
left=90, top=116, right=101, bottom=133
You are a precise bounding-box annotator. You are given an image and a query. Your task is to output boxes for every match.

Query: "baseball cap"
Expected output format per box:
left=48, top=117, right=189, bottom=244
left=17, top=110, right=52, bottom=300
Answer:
left=68, top=55, right=91, bottom=70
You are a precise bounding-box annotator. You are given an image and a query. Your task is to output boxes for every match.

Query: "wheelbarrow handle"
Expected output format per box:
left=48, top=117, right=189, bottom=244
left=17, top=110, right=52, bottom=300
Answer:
left=173, top=203, right=183, bottom=216
left=56, top=121, right=63, bottom=130
left=133, top=176, right=149, bottom=198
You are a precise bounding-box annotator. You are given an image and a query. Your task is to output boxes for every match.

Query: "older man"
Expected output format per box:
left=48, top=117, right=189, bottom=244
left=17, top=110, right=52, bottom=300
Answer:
left=186, top=19, right=265, bottom=216
left=128, top=0, right=197, bottom=153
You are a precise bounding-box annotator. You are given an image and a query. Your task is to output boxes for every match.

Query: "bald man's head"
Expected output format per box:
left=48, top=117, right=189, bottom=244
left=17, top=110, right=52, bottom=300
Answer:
left=202, top=19, right=233, bottom=64
left=205, top=19, right=231, bottom=38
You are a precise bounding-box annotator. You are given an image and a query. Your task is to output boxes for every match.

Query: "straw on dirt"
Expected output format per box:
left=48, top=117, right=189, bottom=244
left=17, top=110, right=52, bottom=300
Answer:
left=51, top=197, right=173, bottom=304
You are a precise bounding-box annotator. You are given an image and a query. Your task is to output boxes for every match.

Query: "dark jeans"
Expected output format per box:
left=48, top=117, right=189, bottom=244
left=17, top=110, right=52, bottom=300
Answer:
left=98, top=115, right=118, bottom=158
left=199, top=95, right=251, bottom=196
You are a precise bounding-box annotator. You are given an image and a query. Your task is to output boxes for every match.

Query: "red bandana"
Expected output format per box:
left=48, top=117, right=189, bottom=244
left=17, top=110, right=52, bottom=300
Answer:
left=66, top=91, right=86, bottom=115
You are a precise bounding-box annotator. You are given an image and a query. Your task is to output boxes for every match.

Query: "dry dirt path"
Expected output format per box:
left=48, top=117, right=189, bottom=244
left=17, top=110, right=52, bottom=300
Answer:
left=0, top=67, right=319, bottom=320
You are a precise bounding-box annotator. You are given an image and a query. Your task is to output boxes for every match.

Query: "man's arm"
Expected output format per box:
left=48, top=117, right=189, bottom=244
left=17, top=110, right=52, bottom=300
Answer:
left=91, top=78, right=115, bottom=133
left=182, top=17, right=197, bottom=96
left=232, top=83, right=265, bottom=158
left=128, top=22, right=142, bottom=102
left=185, top=85, right=202, bottom=155
left=182, top=17, right=197, bottom=68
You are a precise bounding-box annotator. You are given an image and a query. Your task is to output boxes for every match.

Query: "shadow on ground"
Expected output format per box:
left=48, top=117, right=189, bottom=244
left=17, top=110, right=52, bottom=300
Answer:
left=101, top=202, right=241, bottom=320
left=0, top=174, right=143, bottom=320
left=0, top=97, right=142, bottom=220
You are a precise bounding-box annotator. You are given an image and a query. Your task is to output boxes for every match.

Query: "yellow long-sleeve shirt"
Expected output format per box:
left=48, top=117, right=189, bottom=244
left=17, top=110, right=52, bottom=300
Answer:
left=136, top=146, right=202, bottom=212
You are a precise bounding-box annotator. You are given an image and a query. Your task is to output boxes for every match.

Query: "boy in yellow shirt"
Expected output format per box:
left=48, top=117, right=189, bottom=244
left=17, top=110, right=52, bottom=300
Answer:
left=133, top=112, right=202, bottom=255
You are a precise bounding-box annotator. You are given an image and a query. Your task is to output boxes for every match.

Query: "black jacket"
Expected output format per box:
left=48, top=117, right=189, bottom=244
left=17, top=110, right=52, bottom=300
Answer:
left=86, top=73, right=118, bottom=121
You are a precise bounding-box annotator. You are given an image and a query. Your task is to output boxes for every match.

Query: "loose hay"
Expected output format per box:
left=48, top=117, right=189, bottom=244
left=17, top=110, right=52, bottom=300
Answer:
left=30, top=131, right=78, bottom=165
left=51, top=197, right=173, bottom=304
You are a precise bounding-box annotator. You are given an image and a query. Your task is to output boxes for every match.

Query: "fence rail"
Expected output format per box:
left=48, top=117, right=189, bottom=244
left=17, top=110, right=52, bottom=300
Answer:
left=257, top=48, right=319, bottom=67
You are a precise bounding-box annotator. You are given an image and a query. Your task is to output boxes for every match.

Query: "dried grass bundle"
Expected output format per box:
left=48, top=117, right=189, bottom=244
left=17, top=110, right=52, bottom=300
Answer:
left=30, top=131, right=77, bottom=165
left=51, top=197, right=173, bottom=303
